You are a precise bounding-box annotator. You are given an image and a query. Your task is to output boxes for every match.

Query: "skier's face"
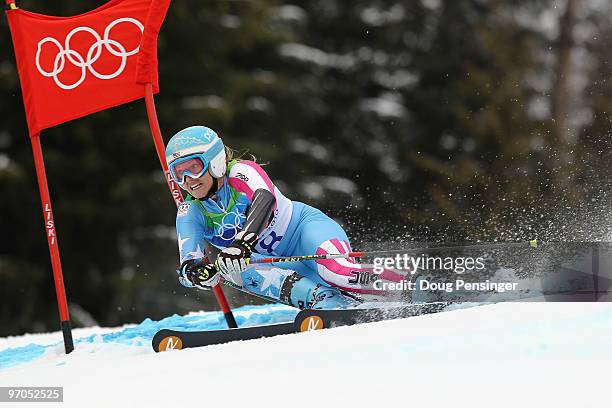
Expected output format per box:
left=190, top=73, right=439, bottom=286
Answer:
left=182, top=170, right=214, bottom=199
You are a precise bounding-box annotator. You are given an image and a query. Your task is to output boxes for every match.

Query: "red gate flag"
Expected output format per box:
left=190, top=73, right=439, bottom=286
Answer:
left=6, top=0, right=170, bottom=137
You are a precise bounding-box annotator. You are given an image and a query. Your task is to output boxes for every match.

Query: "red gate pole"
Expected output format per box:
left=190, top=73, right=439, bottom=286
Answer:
left=30, top=133, right=74, bottom=353
left=143, top=83, right=237, bottom=328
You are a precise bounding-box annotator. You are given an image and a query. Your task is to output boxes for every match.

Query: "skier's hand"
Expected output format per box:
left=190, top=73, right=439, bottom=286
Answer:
left=216, top=231, right=258, bottom=279
left=178, top=259, right=219, bottom=289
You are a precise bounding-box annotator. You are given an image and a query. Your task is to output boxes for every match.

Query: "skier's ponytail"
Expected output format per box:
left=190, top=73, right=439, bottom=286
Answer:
left=224, top=145, right=260, bottom=165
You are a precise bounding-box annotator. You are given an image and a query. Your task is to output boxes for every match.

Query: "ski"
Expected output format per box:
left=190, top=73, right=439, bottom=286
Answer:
left=152, top=302, right=452, bottom=352
left=152, top=321, right=296, bottom=352
left=294, top=302, right=451, bottom=331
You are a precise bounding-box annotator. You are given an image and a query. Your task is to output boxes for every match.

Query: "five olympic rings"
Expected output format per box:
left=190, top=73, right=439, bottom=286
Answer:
left=35, top=18, right=144, bottom=90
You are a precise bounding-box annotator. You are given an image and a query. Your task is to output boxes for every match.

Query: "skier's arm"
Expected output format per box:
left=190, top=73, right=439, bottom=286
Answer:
left=242, top=188, right=276, bottom=236
left=175, top=201, right=218, bottom=288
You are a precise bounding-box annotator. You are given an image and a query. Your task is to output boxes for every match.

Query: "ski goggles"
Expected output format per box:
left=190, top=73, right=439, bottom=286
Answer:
left=169, top=154, right=209, bottom=185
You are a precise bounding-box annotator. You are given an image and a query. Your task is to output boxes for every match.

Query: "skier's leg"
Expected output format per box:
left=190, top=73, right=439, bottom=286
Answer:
left=295, top=207, right=405, bottom=294
left=239, top=254, right=358, bottom=309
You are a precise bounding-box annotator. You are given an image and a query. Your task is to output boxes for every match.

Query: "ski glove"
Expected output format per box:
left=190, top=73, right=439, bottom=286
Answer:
left=178, top=259, right=219, bottom=289
left=216, top=231, right=258, bottom=281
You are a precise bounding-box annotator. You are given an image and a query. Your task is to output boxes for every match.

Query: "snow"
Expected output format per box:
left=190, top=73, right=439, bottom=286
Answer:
left=289, top=138, right=330, bottom=161
left=219, top=14, right=241, bottom=29
left=359, top=92, right=408, bottom=117
left=0, top=153, right=10, bottom=170
left=361, top=4, right=406, bottom=26
left=1, top=302, right=611, bottom=407
left=246, top=96, right=273, bottom=112
left=299, top=176, right=359, bottom=200
left=180, top=95, right=225, bottom=110
left=274, top=5, right=307, bottom=22
left=373, top=68, right=419, bottom=90
left=0, top=304, right=298, bottom=371
left=278, top=43, right=357, bottom=69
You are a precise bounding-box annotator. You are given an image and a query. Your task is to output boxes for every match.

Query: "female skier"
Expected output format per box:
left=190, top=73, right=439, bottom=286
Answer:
left=166, top=126, right=403, bottom=309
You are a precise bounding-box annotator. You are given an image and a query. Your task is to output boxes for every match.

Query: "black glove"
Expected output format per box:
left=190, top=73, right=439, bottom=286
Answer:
left=178, top=259, right=219, bottom=288
left=216, top=231, right=258, bottom=280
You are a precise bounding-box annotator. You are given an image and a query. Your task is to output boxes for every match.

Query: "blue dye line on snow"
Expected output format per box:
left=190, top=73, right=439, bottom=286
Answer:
left=0, top=304, right=298, bottom=371
left=0, top=343, right=46, bottom=371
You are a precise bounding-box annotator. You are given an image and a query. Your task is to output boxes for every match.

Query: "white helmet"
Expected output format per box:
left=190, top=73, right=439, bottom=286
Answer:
left=165, top=126, right=227, bottom=181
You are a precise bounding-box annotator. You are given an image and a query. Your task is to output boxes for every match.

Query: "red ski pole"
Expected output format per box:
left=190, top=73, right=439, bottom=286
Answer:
left=251, top=240, right=539, bottom=264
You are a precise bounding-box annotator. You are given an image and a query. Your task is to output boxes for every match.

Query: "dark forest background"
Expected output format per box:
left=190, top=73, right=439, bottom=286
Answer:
left=1, top=0, right=611, bottom=336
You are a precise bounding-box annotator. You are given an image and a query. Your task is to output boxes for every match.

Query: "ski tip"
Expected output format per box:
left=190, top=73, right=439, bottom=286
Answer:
left=529, top=239, right=538, bottom=248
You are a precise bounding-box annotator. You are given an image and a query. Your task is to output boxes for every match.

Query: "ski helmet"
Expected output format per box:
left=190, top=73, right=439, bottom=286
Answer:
left=165, top=126, right=227, bottom=182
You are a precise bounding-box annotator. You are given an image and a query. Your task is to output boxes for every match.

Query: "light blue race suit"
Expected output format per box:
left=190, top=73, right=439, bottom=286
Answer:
left=175, top=160, right=403, bottom=308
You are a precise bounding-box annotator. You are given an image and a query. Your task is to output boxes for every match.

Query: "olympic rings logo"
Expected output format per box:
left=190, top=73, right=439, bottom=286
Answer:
left=213, top=208, right=246, bottom=243
left=35, top=18, right=144, bottom=90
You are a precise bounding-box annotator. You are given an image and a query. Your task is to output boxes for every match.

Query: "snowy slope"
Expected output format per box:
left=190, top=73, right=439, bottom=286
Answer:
left=1, top=302, right=611, bottom=408
left=0, top=304, right=299, bottom=370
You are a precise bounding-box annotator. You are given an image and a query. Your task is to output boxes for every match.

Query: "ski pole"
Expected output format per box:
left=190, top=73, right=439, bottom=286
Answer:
left=250, top=239, right=539, bottom=264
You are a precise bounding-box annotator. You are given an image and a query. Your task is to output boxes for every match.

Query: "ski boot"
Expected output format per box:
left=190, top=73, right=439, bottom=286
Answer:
left=280, top=272, right=360, bottom=309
